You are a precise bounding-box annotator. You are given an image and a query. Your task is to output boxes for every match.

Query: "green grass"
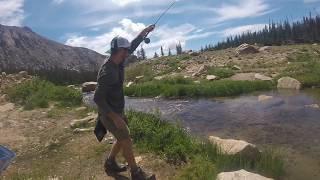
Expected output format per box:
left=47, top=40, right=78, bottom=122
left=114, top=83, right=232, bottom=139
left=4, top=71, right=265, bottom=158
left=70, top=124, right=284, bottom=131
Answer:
left=5, top=78, right=82, bottom=110
left=127, top=111, right=284, bottom=179
left=207, top=67, right=235, bottom=79
left=281, top=52, right=320, bottom=87
left=125, top=77, right=273, bottom=98
left=125, top=63, right=156, bottom=83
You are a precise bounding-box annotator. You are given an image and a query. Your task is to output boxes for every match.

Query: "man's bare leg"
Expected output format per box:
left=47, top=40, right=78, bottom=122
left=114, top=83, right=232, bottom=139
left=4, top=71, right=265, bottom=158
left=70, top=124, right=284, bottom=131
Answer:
left=118, top=138, right=138, bottom=171
left=108, top=140, right=121, bottom=160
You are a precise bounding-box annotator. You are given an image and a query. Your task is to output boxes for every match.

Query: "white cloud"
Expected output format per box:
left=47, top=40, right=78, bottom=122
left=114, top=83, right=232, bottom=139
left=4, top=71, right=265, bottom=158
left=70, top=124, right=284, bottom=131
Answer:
left=52, top=0, right=64, bottom=5
left=304, top=0, right=320, bottom=3
left=0, top=0, right=25, bottom=26
left=222, top=24, right=267, bottom=37
left=65, top=18, right=213, bottom=56
left=213, top=0, right=271, bottom=22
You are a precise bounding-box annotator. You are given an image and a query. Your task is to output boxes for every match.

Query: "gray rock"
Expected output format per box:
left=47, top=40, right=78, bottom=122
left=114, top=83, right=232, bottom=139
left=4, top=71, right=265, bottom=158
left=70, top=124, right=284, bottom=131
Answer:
left=217, top=170, right=273, bottom=180
left=232, top=65, right=242, bottom=70
left=277, top=77, right=301, bottom=90
left=82, top=82, right=97, bottom=92
left=236, top=44, right=259, bottom=55
left=305, top=104, right=319, bottom=109
left=0, top=103, right=15, bottom=112
left=209, top=136, right=260, bottom=160
left=255, top=73, right=272, bottom=81
left=73, top=127, right=94, bottom=133
left=206, top=75, right=218, bottom=81
left=258, top=95, right=273, bottom=102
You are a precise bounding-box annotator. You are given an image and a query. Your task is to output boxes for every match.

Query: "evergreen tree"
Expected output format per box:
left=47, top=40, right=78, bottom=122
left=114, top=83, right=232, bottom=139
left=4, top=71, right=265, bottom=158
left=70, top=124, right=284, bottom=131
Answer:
left=160, top=46, right=164, bottom=56
left=176, top=41, right=183, bottom=55
left=168, top=48, right=172, bottom=56
left=210, top=13, right=320, bottom=50
left=140, top=46, right=146, bottom=60
left=153, top=52, right=159, bottom=58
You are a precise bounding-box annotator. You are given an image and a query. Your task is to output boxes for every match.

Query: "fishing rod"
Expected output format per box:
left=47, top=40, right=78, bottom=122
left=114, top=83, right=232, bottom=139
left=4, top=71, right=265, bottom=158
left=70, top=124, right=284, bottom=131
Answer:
left=143, top=1, right=177, bottom=44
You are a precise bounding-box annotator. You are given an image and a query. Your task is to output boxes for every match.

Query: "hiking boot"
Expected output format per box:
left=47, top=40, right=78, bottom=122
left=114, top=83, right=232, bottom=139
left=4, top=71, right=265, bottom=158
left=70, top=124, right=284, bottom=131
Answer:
left=104, top=158, right=127, bottom=176
left=131, top=167, right=156, bottom=180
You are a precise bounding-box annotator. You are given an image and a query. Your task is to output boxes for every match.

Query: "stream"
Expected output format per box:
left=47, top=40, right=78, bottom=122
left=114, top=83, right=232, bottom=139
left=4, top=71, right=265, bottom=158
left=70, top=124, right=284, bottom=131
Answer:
left=83, top=89, right=320, bottom=180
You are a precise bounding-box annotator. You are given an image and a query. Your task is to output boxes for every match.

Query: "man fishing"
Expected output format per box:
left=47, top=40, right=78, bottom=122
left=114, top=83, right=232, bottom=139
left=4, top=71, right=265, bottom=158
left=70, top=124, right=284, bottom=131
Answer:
left=93, top=24, right=156, bottom=180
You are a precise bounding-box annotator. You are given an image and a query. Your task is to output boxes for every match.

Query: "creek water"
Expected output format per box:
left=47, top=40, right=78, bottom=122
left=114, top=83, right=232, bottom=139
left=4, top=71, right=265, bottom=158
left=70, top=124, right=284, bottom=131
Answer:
left=83, top=89, right=320, bottom=180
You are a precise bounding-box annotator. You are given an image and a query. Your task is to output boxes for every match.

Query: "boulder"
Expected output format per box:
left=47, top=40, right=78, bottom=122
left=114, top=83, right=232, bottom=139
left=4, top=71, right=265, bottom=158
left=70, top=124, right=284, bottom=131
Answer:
left=236, top=44, right=259, bottom=55
left=0, top=94, right=9, bottom=103
left=206, top=75, right=218, bottom=81
left=0, top=103, right=15, bottom=112
left=82, top=82, right=97, bottom=92
left=192, top=65, right=207, bottom=77
left=232, top=65, right=241, bottom=71
left=18, top=71, right=28, bottom=78
left=208, top=136, right=260, bottom=159
left=259, top=46, right=271, bottom=52
left=258, top=95, right=273, bottom=102
left=189, top=51, right=200, bottom=56
left=255, top=73, right=272, bottom=81
left=217, top=170, right=273, bottom=180
left=312, top=43, right=318, bottom=46
left=277, top=77, right=301, bottom=90
left=1, top=72, right=6, bottom=77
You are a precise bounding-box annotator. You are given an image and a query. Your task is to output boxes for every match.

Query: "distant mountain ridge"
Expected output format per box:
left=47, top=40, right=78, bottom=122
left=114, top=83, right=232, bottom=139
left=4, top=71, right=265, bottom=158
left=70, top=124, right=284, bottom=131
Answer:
left=0, top=24, right=105, bottom=83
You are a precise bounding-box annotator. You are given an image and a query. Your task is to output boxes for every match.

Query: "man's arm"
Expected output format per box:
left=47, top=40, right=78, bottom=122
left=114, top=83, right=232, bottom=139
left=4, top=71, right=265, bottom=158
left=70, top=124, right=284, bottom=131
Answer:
left=129, top=25, right=155, bottom=54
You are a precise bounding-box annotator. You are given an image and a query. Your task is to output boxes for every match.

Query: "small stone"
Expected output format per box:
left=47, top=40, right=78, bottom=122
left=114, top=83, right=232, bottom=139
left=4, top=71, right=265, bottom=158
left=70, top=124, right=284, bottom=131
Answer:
left=258, top=95, right=273, bottom=102
left=206, top=75, right=218, bottom=81
left=0, top=103, right=15, bottom=112
left=154, top=76, right=164, bottom=80
left=194, top=81, right=201, bottom=84
left=75, top=107, right=87, bottom=111
left=18, top=71, right=28, bottom=78
left=217, top=169, right=273, bottom=180
left=73, top=127, right=94, bottom=133
left=232, top=65, right=241, bottom=70
left=135, top=156, right=143, bottom=164
left=135, top=76, right=144, bottom=79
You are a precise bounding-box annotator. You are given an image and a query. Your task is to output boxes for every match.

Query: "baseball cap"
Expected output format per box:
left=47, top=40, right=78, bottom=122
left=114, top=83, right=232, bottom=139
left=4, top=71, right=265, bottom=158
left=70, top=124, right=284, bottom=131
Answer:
left=111, top=36, right=131, bottom=50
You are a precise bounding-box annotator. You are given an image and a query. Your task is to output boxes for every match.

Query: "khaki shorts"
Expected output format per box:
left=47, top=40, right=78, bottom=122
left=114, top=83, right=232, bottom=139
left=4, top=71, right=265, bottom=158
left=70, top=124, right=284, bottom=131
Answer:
left=99, top=113, right=130, bottom=141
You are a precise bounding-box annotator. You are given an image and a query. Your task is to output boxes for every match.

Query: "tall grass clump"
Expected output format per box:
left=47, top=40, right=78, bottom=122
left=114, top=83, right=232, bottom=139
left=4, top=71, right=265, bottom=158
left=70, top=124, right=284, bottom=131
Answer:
left=6, top=78, right=82, bottom=110
left=125, top=78, right=273, bottom=98
left=207, top=67, right=235, bottom=79
left=125, top=63, right=155, bottom=82
left=281, top=52, right=320, bottom=87
left=127, top=111, right=284, bottom=179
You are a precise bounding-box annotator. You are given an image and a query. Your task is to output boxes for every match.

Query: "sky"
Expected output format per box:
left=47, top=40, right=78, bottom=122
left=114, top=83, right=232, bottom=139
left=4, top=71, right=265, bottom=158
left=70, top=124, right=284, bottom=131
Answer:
left=0, top=0, right=320, bottom=57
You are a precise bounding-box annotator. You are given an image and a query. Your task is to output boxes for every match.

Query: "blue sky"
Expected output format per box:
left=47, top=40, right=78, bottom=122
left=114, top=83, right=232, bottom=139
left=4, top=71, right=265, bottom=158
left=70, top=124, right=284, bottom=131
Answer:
left=0, top=0, right=320, bottom=56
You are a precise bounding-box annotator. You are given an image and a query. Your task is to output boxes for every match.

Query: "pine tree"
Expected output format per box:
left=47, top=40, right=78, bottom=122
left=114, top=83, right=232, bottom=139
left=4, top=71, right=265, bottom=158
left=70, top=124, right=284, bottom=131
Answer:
left=176, top=41, right=183, bottom=55
left=160, top=46, right=164, bottom=56
left=153, top=52, right=159, bottom=58
left=140, top=46, right=146, bottom=60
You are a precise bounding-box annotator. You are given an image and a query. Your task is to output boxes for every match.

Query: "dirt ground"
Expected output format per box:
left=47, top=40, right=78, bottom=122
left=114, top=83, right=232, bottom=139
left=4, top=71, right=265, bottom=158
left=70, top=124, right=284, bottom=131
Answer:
left=0, top=98, right=177, bottom=179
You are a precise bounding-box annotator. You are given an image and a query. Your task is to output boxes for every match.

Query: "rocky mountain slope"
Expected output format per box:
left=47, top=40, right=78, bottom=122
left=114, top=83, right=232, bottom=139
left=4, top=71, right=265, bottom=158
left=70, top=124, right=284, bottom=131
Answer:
left=0, top=24, right=105, bottom=75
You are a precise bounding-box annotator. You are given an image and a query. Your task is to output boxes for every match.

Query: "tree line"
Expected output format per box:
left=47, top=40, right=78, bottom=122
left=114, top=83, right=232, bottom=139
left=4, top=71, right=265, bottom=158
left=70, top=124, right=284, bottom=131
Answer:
left=136, top=41, right=183, bottom=60
left=202, top=13, right=320, bottom=51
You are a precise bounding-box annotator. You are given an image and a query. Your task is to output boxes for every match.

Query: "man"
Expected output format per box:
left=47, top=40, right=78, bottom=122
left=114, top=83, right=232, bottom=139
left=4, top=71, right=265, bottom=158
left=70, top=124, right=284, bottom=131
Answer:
left=94, top=25, right=156, bottom=180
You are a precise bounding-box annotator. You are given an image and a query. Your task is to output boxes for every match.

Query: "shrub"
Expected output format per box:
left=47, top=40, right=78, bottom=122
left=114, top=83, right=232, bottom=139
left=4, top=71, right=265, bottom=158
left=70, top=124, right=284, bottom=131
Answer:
left=6, top=78, right=82, bottom=110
